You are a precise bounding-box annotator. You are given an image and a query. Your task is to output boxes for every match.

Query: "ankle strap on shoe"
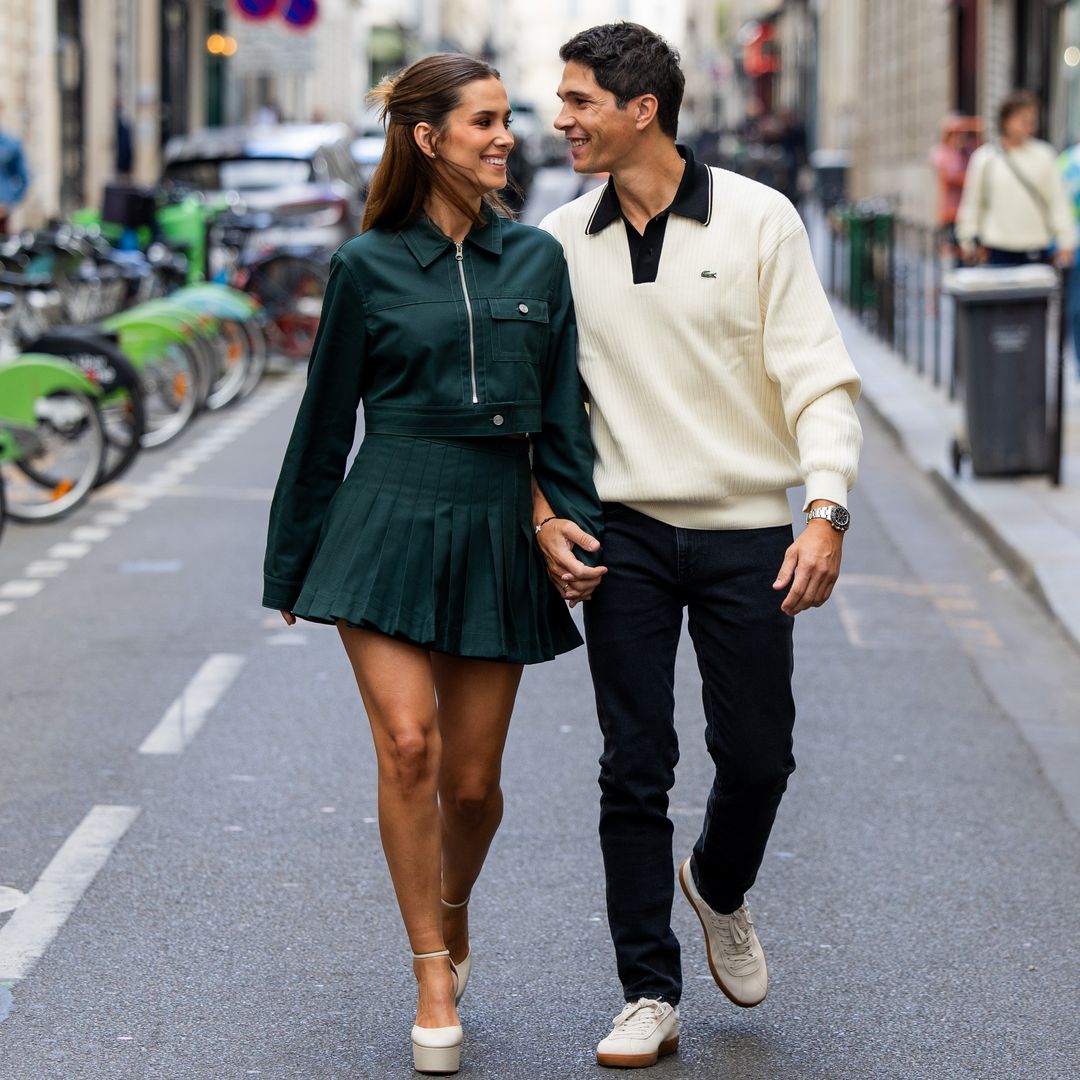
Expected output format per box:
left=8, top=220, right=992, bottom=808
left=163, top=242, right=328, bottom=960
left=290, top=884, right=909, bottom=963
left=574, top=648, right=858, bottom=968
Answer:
left=440, top=895, right=470, bottom=909
left=412, top=948, right=451, bottom=960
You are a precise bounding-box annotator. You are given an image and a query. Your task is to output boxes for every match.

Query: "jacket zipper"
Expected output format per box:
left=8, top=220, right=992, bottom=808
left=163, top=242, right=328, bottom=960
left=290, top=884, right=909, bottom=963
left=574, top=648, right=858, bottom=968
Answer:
left=455, top=241, right=479, bottom=404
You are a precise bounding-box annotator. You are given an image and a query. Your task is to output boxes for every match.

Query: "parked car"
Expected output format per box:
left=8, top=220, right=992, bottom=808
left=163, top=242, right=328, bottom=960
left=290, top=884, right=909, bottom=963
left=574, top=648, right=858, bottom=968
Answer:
left=161, top=123, right=364, bottom=253
left=351, top=124, right=386, bottom=194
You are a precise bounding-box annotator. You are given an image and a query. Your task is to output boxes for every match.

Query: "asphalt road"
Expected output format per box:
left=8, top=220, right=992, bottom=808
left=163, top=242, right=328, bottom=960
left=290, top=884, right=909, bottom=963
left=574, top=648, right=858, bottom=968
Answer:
left=1, top=370, right=1078, bottom=1080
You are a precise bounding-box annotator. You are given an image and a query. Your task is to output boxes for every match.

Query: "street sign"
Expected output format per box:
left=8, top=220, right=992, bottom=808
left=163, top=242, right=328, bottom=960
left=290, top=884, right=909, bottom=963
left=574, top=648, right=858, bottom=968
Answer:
left=283, top=0, right=318, bottom=28
left=226, top=11, right=318, bottom=75
left=232, top=0, right=278, bottom=18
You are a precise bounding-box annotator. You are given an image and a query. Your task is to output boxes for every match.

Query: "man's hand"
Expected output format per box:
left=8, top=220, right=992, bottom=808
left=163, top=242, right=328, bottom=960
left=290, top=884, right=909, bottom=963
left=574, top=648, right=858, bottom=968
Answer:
left=773, top=505, right=845, bottom=616
left=535, top=518, right=607, bottom=607
left=280, top=610, right=296, bottom=625
left=1055, top=248, right=1076, bottom=270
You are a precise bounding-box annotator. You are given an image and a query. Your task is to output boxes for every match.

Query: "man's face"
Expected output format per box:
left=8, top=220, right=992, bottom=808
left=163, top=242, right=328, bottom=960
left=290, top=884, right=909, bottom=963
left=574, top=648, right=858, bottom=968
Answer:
left=553, top=61, right=638, bottom=174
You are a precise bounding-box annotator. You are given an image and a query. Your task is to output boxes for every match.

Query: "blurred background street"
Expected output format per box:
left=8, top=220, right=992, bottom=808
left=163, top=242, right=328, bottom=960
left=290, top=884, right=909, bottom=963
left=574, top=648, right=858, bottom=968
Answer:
left=2, top=2, right=1080, bottom=1078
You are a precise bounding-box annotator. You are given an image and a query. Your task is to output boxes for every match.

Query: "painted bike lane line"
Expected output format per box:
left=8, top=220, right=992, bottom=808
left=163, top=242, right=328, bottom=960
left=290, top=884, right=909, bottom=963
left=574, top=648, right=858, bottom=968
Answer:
left=138, top=653, right=248, bottom=756
left=0, top=805, right=141, bottom=988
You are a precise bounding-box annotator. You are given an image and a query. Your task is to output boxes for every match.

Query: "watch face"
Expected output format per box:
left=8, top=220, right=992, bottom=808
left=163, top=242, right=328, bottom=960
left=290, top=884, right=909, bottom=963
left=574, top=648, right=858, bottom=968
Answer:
left=832, top=506, right=851, bottom=530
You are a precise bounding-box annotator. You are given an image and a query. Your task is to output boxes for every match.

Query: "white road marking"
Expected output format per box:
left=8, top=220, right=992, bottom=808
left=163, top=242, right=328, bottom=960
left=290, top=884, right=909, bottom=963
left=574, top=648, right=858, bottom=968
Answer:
left=47, top=543, right=90, bottom=559
left=70, top=526, right=110, bottom=543
left=0, top=602, right=16, bottom=618
left=0, top=805, right=141, bottom=981
left=138, top=654, right=247, bottom=755
left=94, top=512, right=130, bottom=527
left=24, top=561, right=67, bottom=578
left=0, top=581, right=44, bottom=600
left=113, top=497, right=150, bottom=513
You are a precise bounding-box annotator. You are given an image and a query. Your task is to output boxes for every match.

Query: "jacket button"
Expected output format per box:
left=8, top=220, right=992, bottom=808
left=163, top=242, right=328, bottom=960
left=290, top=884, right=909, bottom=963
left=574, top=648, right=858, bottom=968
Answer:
left=518, top=303, right=529, bottom=314
left=492, top=414, right=505, bottom=426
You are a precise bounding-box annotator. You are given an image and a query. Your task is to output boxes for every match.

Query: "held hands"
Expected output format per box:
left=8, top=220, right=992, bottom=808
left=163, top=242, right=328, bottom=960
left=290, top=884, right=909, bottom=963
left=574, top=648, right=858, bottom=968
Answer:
left=534, top=518, right=607, bottom=609
left=773, top=512, right=845, bottom=617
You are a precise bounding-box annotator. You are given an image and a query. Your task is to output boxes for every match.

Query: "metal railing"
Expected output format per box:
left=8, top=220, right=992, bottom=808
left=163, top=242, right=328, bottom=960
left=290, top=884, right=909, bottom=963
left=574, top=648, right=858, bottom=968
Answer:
left=818, top=198, right=1068, bottom=485
left=823, top=200, right=962, bottom=398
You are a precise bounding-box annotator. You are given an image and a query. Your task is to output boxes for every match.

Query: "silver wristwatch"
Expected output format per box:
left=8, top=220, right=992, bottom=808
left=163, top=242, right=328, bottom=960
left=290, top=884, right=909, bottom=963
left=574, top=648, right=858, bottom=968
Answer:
left=805, top=504, right=851, bottom=532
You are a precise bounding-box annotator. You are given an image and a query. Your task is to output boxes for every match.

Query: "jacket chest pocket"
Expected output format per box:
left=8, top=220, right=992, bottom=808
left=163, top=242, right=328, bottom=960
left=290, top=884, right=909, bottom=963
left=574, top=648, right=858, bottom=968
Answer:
left=490, top=298, right=549, bottom=363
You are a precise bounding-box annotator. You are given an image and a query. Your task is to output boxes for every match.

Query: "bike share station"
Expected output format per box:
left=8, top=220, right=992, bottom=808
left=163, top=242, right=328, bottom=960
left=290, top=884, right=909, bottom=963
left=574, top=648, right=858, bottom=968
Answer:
left=0, top=183, right=273, bottom=538
left=944, top=264, right=1067, bottom=485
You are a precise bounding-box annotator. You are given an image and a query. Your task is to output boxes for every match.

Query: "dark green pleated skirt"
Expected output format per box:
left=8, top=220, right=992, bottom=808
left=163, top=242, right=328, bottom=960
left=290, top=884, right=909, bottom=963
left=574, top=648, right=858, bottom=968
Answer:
left=290, top=433, right=583, bottom=664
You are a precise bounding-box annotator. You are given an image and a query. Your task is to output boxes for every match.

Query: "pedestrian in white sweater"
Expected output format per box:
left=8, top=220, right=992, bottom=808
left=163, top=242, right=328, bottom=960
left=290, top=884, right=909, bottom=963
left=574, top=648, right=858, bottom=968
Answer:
left=955, top=89, right=1076, bottom=267
left=528, top=21, right=862, bottom=1071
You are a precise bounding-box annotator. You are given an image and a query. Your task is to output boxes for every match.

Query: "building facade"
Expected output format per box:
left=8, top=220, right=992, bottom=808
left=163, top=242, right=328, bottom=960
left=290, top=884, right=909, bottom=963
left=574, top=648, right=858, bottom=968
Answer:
left=716, top=0, right=1080, bottom=227
left=840, top=0, right=1077, bottom=225
left=0, top=0, right=369, bottom=229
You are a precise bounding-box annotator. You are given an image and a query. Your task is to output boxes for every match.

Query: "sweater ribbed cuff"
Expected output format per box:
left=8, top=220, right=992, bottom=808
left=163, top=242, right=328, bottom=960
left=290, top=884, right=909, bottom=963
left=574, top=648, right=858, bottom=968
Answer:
left=802, top=470, right=851, bottom=512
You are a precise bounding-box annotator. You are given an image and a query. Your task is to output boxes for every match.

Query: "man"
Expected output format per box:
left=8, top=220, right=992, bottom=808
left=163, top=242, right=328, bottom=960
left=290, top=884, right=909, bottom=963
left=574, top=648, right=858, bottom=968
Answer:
left=531, top=23, right=862, bottom=1069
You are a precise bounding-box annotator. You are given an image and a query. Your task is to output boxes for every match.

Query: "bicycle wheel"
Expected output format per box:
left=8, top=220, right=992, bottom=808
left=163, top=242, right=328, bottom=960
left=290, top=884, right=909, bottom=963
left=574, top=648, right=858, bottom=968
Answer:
left=205, top=318, right=253, bottom=410
left=139, top=341, right=201, bottom=449
left=241, top=254, right=328, bottom=359
left=23, top=332, right=147, bottom=487
left=3, top=389, right=106, bottom=521
left=238, top=317, right=269, bottom=400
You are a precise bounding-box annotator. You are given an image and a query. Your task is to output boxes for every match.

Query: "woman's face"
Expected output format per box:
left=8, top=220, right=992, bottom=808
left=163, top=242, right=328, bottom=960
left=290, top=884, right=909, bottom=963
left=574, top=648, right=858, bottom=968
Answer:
left=431, top=77, right=515, bottom=196
left=1003, top=104, right=1037, bottom=143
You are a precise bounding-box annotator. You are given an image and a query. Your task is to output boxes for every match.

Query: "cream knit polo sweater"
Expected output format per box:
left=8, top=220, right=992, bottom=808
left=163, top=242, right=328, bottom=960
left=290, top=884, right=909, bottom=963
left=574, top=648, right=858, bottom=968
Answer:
left=540, top=167, right=863, bottom=530
left=955, top=139, right=1076, bottom=255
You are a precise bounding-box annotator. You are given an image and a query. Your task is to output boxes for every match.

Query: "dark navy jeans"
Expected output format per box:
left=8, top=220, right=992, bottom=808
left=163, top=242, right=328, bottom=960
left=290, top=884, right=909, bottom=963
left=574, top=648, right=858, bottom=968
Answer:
left=583, top=503, right=796, bottom=1006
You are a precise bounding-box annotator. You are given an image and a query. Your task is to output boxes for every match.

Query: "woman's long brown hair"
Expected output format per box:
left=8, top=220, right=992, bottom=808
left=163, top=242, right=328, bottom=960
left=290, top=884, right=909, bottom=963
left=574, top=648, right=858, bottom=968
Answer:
left=362, top=53, right=514, bottom=233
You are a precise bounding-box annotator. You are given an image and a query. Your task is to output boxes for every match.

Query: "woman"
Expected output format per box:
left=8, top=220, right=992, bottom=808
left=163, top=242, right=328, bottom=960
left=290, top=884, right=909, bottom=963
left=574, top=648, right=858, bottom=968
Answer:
left=262, top=54, right=603, bottom=1075
left=955, top=89, right=1075, bottom=268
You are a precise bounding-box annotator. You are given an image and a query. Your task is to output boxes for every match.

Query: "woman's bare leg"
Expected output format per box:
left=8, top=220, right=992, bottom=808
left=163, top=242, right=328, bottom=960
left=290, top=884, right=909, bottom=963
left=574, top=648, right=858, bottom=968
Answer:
left=337, top=624, right=457, bottom=1029
left=431, top=653, right=523, bottom=964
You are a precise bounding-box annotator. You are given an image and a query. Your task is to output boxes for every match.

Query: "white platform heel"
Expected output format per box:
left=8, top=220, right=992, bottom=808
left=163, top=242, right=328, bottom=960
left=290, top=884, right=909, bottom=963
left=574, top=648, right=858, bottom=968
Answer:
left=411, top=949, right=462, bottom=1075
left=441, top=896, right=472, bottom=1005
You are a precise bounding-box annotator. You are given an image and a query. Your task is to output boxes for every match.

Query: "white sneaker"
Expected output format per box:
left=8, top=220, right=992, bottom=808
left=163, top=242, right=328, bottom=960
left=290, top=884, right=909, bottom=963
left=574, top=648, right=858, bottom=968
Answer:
left=596, top=998, right=679, bottom=1069
left=679, top=856, right=768, bottom=1007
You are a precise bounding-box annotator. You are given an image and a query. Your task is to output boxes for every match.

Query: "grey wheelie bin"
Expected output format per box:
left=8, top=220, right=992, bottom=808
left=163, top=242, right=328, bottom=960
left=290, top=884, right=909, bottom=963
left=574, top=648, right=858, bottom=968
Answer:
left=942, top=265, right=1058, bottom=477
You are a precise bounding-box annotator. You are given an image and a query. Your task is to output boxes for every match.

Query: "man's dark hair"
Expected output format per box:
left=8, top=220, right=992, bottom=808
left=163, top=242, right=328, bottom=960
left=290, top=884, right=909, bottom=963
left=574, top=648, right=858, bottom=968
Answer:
left=560, top=22, right=685, bottom=139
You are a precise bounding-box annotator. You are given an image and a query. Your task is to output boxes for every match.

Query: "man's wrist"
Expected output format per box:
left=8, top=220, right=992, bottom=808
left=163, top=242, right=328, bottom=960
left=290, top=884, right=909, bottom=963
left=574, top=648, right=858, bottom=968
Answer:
left=805, top=501, right=850, bottom=532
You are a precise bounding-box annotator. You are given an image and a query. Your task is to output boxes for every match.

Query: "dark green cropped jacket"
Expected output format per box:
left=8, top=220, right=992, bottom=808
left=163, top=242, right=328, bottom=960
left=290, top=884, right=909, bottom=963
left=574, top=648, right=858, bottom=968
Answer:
left=263, top=210, right=602, bottom=611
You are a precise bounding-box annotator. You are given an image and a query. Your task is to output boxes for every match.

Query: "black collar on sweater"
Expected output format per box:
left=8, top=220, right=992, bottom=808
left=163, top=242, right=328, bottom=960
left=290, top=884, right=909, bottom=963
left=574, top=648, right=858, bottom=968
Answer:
left=585, top=144, right=712, bottom=235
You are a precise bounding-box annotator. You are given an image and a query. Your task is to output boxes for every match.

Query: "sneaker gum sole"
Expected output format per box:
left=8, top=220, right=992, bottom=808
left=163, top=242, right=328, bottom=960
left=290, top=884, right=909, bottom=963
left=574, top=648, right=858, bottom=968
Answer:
left=597, top=1035, right=679, bottom=1069
left=678, top=861, right=767, bottom=1009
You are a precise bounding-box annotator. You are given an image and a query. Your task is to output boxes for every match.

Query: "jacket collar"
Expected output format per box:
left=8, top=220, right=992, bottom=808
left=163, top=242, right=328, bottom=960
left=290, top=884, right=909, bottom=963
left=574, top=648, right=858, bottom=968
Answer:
left=399, top=208, right=504, bottom=267
left=585, top=144, right=713, bottom=235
